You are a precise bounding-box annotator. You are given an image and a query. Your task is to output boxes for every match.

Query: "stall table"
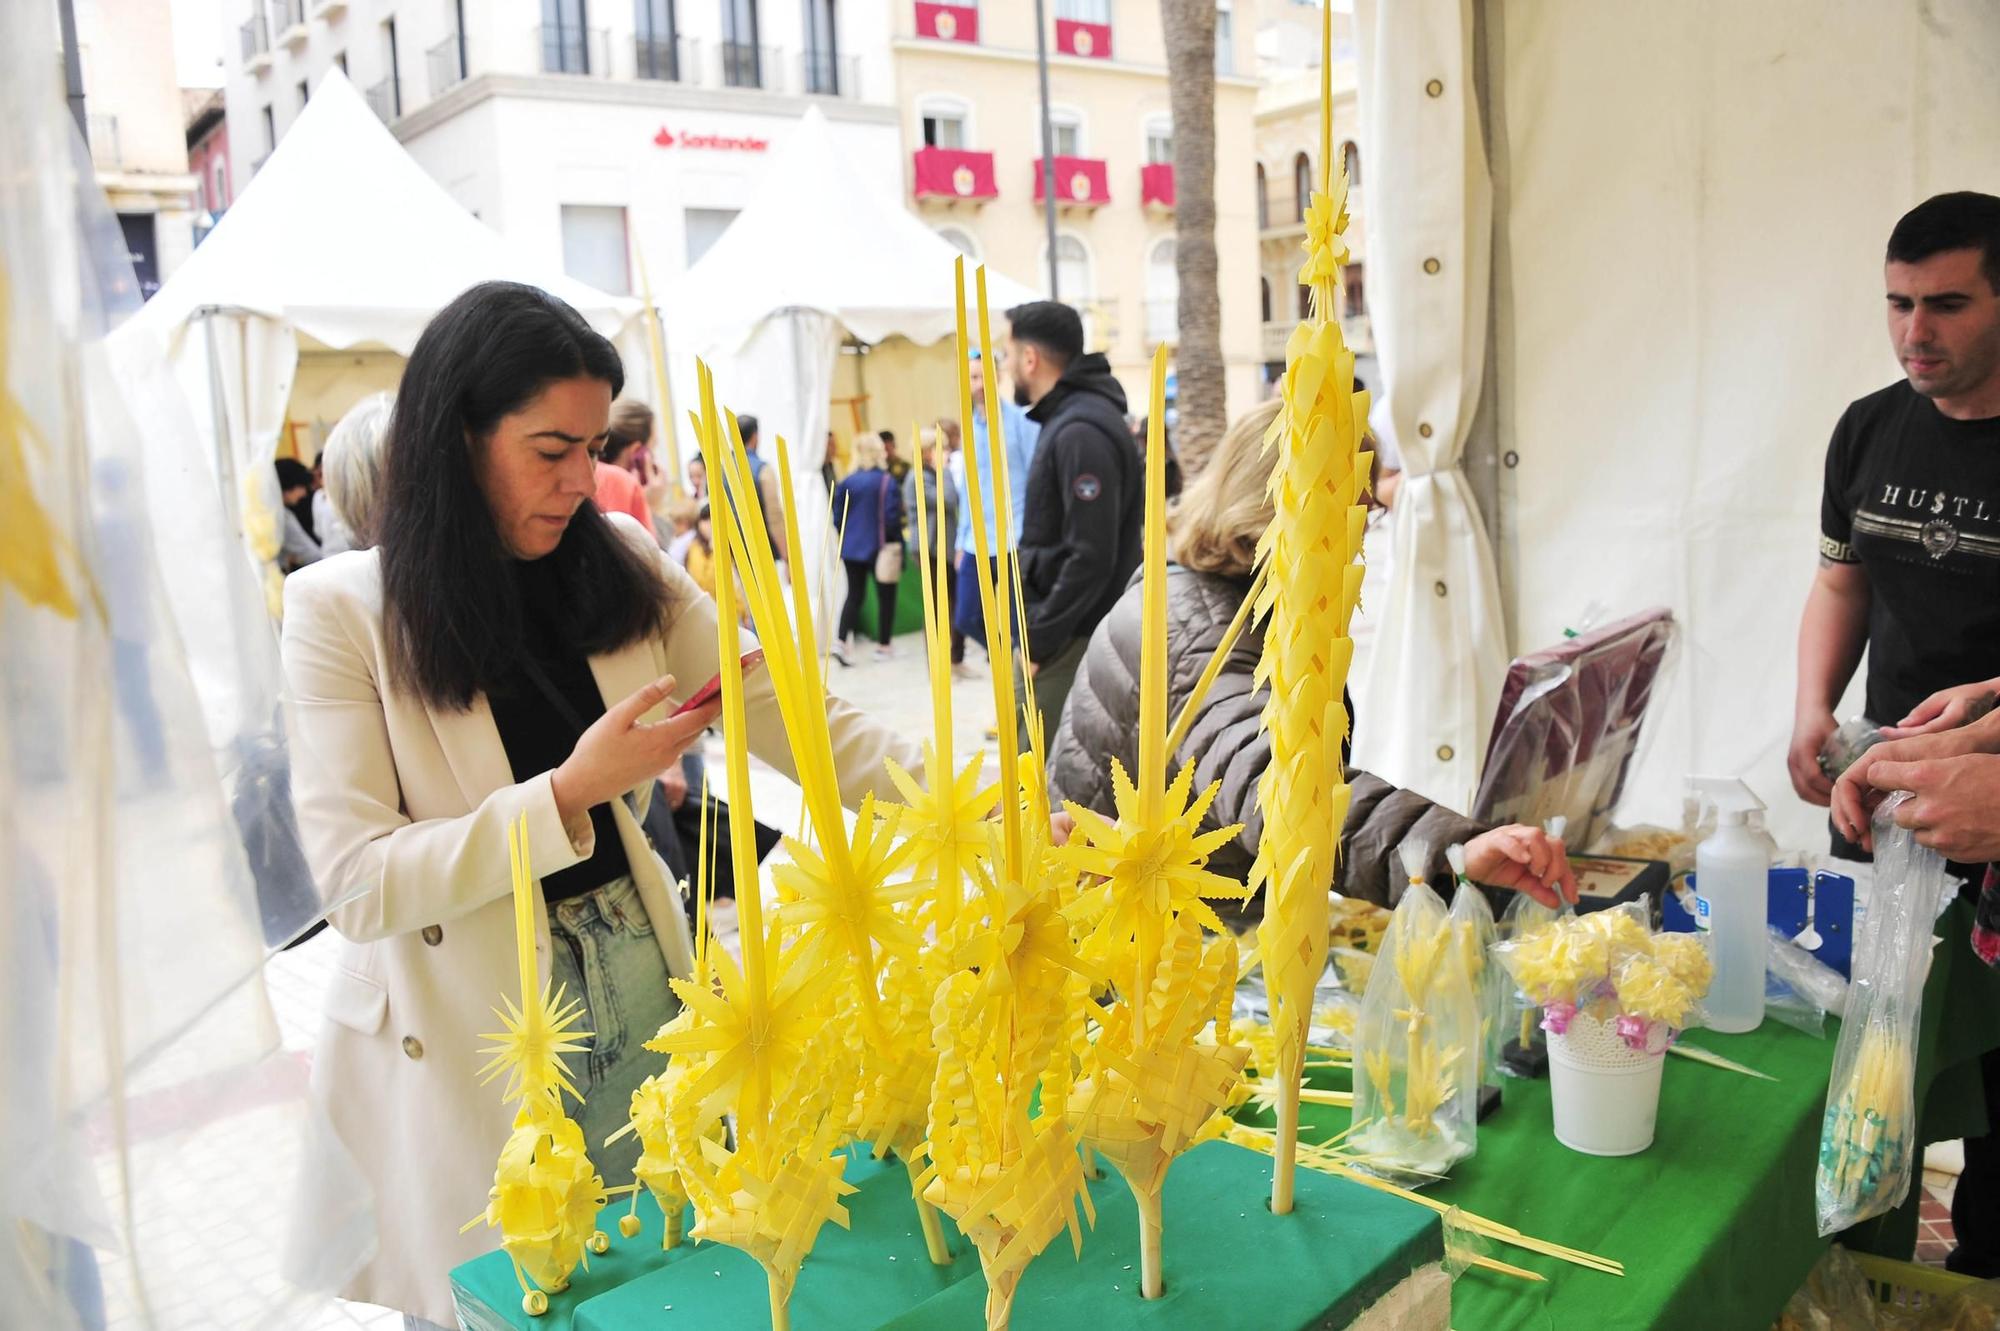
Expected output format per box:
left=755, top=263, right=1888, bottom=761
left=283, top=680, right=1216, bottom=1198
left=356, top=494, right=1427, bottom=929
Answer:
left=1240, top=1019, right=1841, bottom=1331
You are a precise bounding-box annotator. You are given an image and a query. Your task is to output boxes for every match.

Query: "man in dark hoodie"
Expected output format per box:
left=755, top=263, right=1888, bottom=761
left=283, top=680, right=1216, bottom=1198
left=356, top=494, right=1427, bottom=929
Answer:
left=1005, top=299, right=1142, bottom=751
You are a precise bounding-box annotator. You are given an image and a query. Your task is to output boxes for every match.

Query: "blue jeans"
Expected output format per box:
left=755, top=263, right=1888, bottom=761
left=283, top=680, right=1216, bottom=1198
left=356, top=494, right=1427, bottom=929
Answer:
left=547, top=876, right=682, bottom=1191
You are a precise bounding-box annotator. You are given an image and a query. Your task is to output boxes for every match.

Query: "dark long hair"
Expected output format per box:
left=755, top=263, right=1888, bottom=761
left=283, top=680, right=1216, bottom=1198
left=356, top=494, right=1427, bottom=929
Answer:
left=377, top=281, right=670, bottom=710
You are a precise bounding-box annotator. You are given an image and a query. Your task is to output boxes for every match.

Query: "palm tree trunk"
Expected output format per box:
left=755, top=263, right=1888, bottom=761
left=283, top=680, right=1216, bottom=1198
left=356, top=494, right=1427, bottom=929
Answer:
left=1160, top=0, right=1225, bottom=475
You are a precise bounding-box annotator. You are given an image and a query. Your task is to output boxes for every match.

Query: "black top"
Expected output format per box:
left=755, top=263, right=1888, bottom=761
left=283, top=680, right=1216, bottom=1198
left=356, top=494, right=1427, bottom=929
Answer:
left=1017, top=352, right=1141, bottom=662
left=488, top=557, right=632, bottom=901
left=1820, top=380, right=2000, bottom=724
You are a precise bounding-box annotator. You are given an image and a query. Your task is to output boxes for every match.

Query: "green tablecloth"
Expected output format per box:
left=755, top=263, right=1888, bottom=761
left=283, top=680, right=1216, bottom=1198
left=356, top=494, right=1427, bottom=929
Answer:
left=1241, top=1021, right=1837, bottom=1331
left=1234, top=896, right=2000, bottom=1331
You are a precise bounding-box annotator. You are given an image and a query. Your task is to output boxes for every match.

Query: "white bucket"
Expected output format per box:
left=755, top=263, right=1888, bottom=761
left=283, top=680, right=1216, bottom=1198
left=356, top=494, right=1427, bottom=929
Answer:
left=1546, top=1013, right=1666, bottom=1157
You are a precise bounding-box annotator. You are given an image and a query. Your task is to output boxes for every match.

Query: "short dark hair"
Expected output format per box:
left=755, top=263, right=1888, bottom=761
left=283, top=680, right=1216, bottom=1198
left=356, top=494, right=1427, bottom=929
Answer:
left=1006, top=300, right=1084, bottom=370
left=377, top=281, right=670, bottom=711
left=737, top=413, right=759, bottom=445
left=274, top=457, right=313, bottom=491
left=1887, top=192, right=2000, bottom=293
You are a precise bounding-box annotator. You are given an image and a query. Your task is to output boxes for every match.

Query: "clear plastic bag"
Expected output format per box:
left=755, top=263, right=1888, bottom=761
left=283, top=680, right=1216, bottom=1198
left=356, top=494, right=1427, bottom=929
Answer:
left=1497, top=892, right=1562, bottom=1063
left=1765, top=924, right=1853, bottom=1037
left=1351, top=844, right=1481, bottom=1178
left=1447, top=869, right=1506, bottom=1094
left=1815, top=792, right=1953, bottom=1237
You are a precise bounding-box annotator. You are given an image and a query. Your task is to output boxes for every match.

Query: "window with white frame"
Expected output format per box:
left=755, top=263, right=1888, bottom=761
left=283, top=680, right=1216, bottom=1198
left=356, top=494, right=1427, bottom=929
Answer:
left=1143, top=116, right=1173, bottom=166
left=920, top=98, right=969, bottom=149
left=1216, top=0, right=1234, bottom=74
left=936, top=226, right=980, bottom=260
left=1043, top=232, right=1092, bottom=302
left=1048, top=109, right=1082, bottom=159
left=561, top=204, right=631, bottom=295
left=684, top=207, right=739, bottom=266
left=1055, top=0, right=1109, bottom=22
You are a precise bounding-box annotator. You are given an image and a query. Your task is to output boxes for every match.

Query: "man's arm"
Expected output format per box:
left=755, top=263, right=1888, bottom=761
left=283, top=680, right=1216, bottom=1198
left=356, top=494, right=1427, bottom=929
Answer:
left=1789, top=558, right=1871, bottom=805
left=1023, top=428, right=1126, bottom=663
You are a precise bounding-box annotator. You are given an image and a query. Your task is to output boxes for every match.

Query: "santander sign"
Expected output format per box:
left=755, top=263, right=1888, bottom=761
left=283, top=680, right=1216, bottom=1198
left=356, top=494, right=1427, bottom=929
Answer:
left=653, top=126, right=769, bottom=152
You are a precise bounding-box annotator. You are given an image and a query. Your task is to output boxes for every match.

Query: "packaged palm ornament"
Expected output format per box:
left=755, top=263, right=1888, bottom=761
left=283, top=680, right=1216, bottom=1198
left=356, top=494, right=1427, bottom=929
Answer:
left=1446, top=847, right=1507, bottom=1106
left=1498, top=892, right=1562, bottom=1076
left=1816, top=792, right=1952, bottom=1235
left=1492, top=904, right=1713, bottom=1156
left=1351, top=843, right=1482, bottom=1177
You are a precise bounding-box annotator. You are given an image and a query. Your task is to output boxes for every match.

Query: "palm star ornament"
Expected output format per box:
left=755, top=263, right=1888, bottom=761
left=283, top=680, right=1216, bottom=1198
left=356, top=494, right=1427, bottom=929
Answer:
left=463, top=813, right=610, bottom=1316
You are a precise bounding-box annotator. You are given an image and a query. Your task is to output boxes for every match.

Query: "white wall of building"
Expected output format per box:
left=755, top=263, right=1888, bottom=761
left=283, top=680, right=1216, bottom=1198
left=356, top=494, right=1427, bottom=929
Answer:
left=398, top=89, right=900, bottom=293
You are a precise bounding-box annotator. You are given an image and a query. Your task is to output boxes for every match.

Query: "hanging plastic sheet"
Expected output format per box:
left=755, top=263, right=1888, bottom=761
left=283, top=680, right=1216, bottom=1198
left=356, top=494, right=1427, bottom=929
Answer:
left=1, top=7, right=372, bottom=1324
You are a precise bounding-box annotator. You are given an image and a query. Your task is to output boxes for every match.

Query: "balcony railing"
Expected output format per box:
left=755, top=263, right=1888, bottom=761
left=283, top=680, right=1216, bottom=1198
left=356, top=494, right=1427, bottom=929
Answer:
left=428, top=34, right=466, bottom=97
left=364, top=76, right=399, bottom=122
left=634, top=32, right=681, bottom=81
left=240, top=14, right=271, bottom=67
left=272, top=0, right=307, bottom=45
left=86, top=113, right=121, bottom=170
left=538, top=25, right=609, bottom=76
left=801, top=48, right=857, bottom=97
left=720, top=39, right=767, bottom=88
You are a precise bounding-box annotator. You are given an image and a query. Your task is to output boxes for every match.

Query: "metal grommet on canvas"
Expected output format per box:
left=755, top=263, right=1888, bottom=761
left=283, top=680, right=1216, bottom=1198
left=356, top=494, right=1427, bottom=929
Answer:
left=1423, top=257, right=1442, bottom=275
left=1426, top=78, right=1444, bottom=97
left=1417, top=422, right=1434, bottom=439
left=1437, top=744, right=1456, bottom=762
left=422, top=924, right=443, bottom=946
left=1434, top=580, right=1448, bottom=598
left=1504, top=450, right=1520, bottom=468
left=402, top=1035, right=424, bottom=1060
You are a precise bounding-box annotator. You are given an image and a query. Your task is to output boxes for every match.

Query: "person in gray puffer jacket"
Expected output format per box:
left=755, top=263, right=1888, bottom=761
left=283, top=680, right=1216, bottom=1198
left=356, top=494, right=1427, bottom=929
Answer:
left=1048, top=400, right=1577, bottom=912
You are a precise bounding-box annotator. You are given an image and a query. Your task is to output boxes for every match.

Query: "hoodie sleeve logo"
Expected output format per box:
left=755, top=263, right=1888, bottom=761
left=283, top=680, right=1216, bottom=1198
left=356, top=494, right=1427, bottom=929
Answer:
left=1073, top=473, right=1102, bottom=502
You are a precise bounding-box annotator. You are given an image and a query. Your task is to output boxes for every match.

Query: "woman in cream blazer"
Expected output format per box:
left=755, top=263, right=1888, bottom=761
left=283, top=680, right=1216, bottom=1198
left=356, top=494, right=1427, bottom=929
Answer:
left=280, top=283, right=921, bottom=1326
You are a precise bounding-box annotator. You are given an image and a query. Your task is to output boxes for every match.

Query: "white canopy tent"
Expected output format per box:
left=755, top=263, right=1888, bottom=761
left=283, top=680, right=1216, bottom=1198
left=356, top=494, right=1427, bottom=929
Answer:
left=666, top=105, right=1040, bottom=618
left=119, top=67, right=640, bottom=601
left=1353, top=0, right=2000, bottom=847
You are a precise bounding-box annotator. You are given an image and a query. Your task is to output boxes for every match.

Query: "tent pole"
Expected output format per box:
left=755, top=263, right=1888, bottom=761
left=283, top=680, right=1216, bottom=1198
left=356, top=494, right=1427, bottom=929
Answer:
left=197, top=309, right=247, bottom=547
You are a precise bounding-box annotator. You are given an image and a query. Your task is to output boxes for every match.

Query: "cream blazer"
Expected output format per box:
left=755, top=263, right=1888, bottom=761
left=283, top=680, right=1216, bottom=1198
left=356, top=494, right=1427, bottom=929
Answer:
left=278, top=516, right=920, bottom=1324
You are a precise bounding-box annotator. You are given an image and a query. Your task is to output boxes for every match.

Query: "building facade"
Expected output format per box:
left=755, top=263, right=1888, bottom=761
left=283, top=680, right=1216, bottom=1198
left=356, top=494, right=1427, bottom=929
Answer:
left=221, top=0, right=902, bottom=301
left=185, top=89, right=233, bottom=244
left=1253, top=1, right=1370, bottom=389
left=77, top=0, right=201, bottom=299
left=894, top=0, right=1262, bottom=416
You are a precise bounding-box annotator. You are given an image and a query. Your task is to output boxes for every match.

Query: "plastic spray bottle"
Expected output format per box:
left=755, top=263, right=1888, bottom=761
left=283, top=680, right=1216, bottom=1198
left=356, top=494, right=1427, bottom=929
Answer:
left=1691, top=778, right=1769, bottom=1034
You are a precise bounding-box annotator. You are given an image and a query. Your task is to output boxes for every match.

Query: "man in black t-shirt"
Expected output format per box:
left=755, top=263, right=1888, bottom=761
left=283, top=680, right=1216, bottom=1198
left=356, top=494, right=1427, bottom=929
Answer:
left=1791, top=192, right=2000, bottom=810
left=1793, top=191, right=2000, bottom=1275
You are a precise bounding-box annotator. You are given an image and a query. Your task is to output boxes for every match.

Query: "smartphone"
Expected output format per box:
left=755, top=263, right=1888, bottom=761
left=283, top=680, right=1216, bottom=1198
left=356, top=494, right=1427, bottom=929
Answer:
left=672, top=650, right=765, bottom=716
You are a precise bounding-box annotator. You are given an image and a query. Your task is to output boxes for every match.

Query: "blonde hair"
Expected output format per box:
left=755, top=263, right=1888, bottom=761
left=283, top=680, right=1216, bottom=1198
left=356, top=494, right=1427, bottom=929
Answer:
left=322, top=391, right=395, bottom=548
left=663, top=495, right=699, bottom=532
left=1166, top=399, right=1282, bottom=577
left=851, top=431, right=887, bottom=470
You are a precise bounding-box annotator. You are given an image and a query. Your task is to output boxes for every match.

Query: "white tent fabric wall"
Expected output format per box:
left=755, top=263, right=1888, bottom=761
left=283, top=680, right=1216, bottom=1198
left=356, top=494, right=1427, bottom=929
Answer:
left=1483, top=0, right=2000, bottom=849
left=1352, top=0, right=1508, bottom=814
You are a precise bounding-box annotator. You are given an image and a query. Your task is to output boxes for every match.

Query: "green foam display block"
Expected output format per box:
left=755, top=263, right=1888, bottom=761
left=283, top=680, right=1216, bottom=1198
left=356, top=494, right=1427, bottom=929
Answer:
left=450, top=1149, right=976, bottom=1331
left=879, top=1141, right=1443, bottom=1331
left=451, top=1185, right=685, bottom=1331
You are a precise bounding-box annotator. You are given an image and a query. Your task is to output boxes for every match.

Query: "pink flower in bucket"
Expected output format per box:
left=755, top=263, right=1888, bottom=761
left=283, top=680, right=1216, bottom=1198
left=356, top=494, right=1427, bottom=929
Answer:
left=1541, top=1001, right=1576, bottom=1037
